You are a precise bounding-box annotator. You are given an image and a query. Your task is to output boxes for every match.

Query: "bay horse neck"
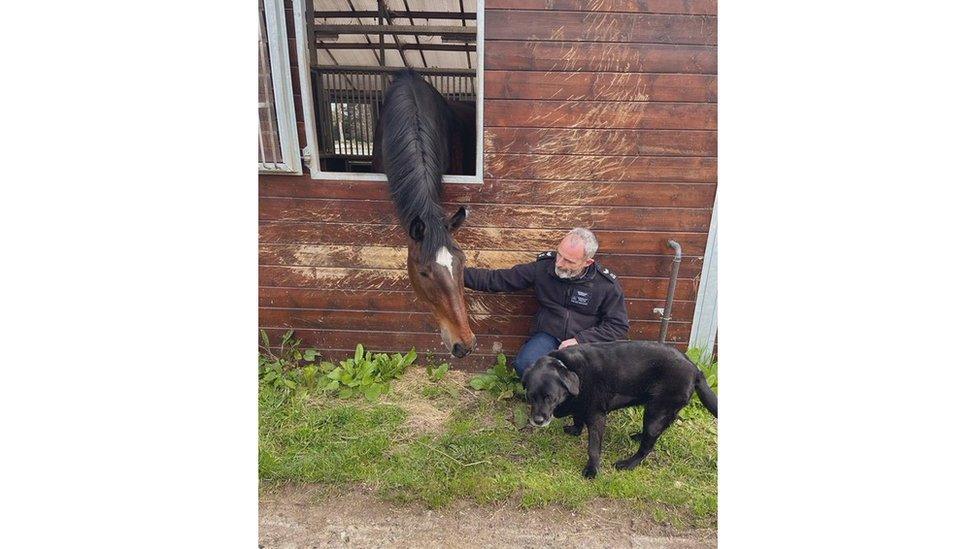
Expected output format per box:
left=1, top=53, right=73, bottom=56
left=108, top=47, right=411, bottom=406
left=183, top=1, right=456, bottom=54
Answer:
left=377, top=70, right=476, bottom=357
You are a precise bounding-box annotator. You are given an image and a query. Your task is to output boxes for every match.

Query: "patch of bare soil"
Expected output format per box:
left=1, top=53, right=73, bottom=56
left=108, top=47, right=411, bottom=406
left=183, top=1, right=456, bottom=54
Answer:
left=381, top=369, right=478, bottom=437
left=259, top=484, right=716, bottom=549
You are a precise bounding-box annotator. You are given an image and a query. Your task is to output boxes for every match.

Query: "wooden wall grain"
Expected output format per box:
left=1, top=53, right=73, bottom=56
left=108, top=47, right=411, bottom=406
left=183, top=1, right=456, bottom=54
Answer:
left=260, top=0, right=717, bottom=370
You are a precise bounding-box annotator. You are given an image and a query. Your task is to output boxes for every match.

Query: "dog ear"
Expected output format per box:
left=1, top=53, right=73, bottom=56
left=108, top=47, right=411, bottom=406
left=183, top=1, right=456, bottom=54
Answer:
left=553, top=359, right=580, bottom=396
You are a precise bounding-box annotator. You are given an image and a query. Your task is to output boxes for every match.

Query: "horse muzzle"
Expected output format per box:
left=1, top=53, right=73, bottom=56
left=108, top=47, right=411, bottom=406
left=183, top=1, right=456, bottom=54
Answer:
left=451, top=341, right=473, bottom=358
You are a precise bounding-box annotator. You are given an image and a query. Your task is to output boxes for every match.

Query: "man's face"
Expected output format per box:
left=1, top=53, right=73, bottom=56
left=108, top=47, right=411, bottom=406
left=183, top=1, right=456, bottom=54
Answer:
left=555, top=236, right=594, bottom=279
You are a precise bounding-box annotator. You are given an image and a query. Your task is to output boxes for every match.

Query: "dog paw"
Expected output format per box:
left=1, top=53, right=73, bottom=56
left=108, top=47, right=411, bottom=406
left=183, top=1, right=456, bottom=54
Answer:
left=614, top=458, right=639, bottom=471
left=582, top=464, right=598, bottom=479
left=564, top=424, right=583, bottom=436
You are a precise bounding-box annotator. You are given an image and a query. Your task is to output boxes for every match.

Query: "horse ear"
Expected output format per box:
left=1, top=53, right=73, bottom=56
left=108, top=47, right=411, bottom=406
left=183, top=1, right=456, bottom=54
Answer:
left=409, top=217, right=425, bottom=241
left=447, top=206, right=468, bottom=233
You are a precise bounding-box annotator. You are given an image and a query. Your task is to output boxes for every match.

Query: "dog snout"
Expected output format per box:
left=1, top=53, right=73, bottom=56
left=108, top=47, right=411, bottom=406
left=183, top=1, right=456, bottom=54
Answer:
left=530, top=413, right=550, bottom=427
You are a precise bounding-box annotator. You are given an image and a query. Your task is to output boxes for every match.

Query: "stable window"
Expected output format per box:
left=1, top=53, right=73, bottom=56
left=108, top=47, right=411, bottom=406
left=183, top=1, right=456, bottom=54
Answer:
left=259, top=0, right=302, bottom=173
left=292, top=0, right=483, bottom=183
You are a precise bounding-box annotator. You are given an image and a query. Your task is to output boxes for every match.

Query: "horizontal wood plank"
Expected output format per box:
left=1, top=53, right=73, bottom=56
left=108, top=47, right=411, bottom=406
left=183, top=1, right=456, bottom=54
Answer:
left=260, top=176, right=718, bottom=208
left=485, top=71, right=716, bottom=103
left=485, top=154, right=716, bottom=183
left=259, top=244, right=704, bottom=278
left=486, top=41, right=716, bottom=73
left=260, top=197, right=713, bottom=231
left=485, top=99, right=716, bottom=130
left=258, top=287, right=697, bottom=320
left=260, top=308, right=691, bottom=340
left=259, top=328, right=689, bottom=364
left=485, top=0, right=717, bottom=15
left=485, top=128, right=716, bottom=157
left=260, top=222, right=709, bottom=255
left=485, top=11, right=716, bottom=45
left=259, top=265, right=699, bottom=300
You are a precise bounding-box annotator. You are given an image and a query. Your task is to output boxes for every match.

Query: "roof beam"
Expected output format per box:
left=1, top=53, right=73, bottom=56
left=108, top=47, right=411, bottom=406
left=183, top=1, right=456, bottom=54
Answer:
left=314, top=24, right=476, bottom=40
left=315, top=42, right=475, bottom=52
left=312, top=65, right=476, bottom=76
left=314, top=10, right=475, bottom=20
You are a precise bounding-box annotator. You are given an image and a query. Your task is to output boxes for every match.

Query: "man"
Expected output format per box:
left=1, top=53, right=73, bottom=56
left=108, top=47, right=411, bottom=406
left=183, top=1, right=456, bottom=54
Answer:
left=464, top=228, right=630, bottom=378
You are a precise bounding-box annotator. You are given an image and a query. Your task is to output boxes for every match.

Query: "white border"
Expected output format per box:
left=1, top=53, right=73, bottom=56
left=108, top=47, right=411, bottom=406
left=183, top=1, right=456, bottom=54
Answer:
left=292, top=0, right=484, bottom=184
left=260, top=0, right=302, bottom=174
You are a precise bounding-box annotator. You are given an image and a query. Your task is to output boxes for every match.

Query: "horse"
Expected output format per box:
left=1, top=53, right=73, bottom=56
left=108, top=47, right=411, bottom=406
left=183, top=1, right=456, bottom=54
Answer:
left=373, top=69, right=477, bottom=358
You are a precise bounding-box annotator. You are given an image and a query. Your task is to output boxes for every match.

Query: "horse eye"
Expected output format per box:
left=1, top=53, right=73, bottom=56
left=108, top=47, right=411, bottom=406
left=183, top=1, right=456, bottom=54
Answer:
left=419, top=271, right=430, bottom=278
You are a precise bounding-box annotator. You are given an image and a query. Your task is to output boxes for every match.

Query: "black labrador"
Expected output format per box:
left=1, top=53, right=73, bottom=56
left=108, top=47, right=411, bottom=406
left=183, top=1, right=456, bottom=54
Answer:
left=522, top=340, right=717, bottom=478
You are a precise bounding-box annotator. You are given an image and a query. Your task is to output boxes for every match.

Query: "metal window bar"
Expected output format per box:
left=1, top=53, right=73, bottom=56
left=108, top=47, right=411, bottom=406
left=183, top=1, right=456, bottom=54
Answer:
left=313, top=67, right=476, bottom=172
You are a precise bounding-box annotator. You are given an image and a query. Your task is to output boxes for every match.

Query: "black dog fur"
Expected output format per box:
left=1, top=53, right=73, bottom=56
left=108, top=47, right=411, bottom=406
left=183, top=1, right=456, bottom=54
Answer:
left=522, top=340, right=717, bottom=478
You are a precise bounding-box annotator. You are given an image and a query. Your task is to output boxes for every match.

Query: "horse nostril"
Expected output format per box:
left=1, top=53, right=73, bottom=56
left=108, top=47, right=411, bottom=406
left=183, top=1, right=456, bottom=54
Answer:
left=452, top=343, right=466, bottom=358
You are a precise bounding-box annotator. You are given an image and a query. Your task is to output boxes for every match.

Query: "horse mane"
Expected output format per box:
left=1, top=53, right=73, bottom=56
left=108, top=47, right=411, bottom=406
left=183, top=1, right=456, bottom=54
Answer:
left=380, top=69, right=457, bottom=261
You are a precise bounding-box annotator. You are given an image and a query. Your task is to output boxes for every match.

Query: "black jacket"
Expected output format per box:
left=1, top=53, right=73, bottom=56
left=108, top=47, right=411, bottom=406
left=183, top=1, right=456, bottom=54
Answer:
left=463, top=251, right=630, bottom=343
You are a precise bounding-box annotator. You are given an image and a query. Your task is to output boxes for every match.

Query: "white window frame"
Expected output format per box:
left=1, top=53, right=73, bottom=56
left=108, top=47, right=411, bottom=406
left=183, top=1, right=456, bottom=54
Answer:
left=689, top=199, right=718, bottom=360
left=292, top=0, right=484, bottom=184
left=259, top=0, right=302, bottom=174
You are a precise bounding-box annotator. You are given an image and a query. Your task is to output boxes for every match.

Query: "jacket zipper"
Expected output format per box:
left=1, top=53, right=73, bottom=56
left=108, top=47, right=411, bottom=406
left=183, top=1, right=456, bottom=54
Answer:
left=562, top=286, right=572, bottom=339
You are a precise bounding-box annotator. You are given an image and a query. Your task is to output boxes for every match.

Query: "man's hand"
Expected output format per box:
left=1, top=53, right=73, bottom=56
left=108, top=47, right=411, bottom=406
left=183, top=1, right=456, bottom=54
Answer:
left=559, top=338, right=579, bottom=350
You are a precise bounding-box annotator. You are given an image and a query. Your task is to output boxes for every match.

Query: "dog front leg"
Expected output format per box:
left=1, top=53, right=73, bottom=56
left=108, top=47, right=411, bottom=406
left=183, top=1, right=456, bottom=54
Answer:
left=582, top=413, right=607, bottom=479
left=563, top=415, right=584, bottom=436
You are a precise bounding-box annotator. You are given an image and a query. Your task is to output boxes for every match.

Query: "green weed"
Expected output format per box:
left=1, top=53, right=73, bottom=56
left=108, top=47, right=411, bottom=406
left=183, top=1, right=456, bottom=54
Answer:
left=469, top=354, right=524, bottom=400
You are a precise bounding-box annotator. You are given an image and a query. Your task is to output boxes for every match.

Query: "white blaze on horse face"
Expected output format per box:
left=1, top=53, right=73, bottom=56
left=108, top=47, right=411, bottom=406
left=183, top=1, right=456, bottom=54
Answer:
left=436, top=246, right=454, bottom=277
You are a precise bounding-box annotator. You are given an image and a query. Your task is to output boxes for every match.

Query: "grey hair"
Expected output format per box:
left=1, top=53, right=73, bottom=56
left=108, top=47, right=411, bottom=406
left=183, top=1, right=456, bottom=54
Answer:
left=566, top=227, right=598, bottom=259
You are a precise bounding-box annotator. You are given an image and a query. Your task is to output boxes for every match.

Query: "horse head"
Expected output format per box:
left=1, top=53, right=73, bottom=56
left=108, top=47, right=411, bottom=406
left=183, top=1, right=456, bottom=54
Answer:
left=405, top=207, right=476, bottom=358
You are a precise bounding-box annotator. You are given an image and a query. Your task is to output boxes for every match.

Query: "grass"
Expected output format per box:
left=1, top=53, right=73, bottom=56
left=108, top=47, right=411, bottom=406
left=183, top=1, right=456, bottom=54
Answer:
left=259, top=367, right=718, bottom=528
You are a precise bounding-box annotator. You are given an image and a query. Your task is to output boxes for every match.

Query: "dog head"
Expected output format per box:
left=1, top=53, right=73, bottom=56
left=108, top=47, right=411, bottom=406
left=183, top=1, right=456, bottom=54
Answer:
left=523, top=355, right=580, bottom=428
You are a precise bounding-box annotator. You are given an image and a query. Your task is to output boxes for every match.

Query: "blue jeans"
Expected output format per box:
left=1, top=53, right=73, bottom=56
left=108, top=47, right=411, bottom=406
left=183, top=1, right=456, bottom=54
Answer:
left=512, top=332, right=561, bottom=378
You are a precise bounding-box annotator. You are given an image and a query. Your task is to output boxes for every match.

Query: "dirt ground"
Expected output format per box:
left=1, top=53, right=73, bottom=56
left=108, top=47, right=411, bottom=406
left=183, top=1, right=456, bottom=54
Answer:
left=260, top=484, right=716, bottom=549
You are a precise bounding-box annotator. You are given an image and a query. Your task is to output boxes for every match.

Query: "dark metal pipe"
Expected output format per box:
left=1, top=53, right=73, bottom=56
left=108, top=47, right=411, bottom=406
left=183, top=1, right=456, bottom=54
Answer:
left=658, top=240, right=683, bottom=344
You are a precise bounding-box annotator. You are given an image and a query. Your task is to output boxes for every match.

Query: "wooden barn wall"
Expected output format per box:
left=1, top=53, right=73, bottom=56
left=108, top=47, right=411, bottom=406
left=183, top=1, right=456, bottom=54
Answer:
left=259, top=0, right=718, bottom=370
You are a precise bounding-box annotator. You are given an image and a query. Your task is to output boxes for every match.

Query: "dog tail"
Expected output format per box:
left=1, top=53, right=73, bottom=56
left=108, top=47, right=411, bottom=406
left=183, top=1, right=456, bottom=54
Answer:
left=694, top=370, right=718, bottom=418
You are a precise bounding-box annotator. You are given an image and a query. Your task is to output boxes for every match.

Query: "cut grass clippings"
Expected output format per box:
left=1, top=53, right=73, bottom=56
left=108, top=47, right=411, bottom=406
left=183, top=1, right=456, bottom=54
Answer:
left=259, top=368, right=717, bottom=528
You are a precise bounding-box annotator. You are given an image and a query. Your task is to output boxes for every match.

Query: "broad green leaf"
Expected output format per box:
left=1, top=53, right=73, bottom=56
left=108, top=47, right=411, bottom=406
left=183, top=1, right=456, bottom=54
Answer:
left=355, top=344, right=365, bottom=363
left=403, top=349, right=417, bottom=366
left=260, top=329, right=270, bottom=348
left=282, top=329, right=294, bottom=343
left=363, top=384, right=382, bottom=402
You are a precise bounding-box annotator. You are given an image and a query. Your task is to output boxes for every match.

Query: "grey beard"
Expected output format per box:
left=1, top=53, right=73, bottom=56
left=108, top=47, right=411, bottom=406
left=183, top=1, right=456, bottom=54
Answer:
left=555, top=266, right=584, bottom=279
